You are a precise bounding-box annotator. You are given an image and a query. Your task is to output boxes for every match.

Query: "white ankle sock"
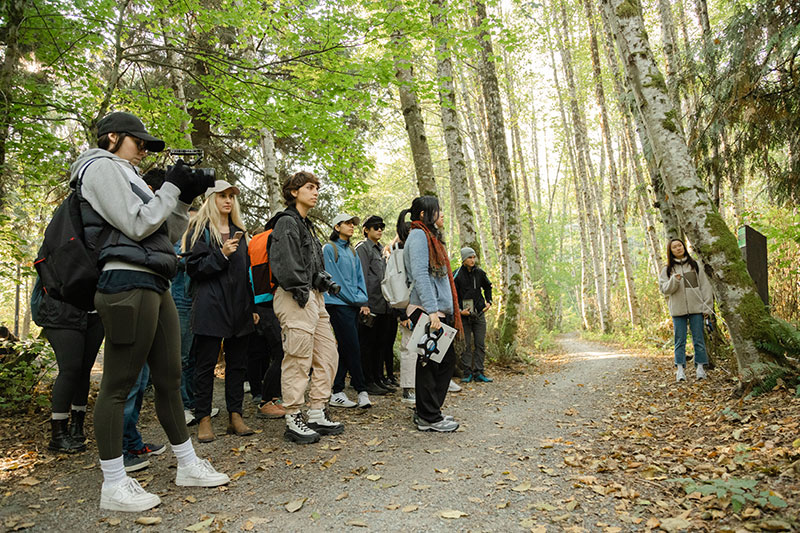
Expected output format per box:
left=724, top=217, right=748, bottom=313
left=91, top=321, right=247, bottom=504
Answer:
left=171, top=438, right=198, bottom=468
left=51, top=412, right=69, bottom=420
left=71, top=405, right=87, bottom=412
left=100, top=456, right=127, bottom=488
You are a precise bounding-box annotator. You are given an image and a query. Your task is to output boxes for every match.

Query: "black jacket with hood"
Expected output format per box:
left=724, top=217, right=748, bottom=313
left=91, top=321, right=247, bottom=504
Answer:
left=186, top=222, right=255, bottom=338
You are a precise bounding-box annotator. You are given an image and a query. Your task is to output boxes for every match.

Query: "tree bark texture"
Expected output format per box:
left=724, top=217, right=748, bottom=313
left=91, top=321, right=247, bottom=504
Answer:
left=259, top=129, right=283, bottom=217
left=602, top=0, right=795, bottom=382
left=473, top=0, right=523, bottom=347
left=0, top=0, right=28, bottom=208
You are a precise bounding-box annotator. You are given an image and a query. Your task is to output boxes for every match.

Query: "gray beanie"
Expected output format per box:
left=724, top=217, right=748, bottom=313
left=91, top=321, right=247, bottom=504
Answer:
left=461, top=247, right=476, bottom=262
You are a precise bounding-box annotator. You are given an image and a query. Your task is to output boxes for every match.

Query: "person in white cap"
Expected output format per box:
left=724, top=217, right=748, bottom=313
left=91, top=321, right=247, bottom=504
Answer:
left=183, top=180, right=257, bottom=442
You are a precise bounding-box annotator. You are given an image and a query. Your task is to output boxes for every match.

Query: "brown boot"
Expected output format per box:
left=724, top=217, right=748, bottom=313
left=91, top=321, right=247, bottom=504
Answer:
left=197, top=416, right=215, bottom=443
left=227, top=412, right=254, bottom=436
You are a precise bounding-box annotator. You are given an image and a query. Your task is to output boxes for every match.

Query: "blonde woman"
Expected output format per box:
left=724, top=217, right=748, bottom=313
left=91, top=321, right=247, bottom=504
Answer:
left=184, top=180, right=256, bottom=442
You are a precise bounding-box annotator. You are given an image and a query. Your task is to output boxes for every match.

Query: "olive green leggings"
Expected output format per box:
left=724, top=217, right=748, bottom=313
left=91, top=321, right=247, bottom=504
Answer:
left=93, top=289, right=189, bottom=460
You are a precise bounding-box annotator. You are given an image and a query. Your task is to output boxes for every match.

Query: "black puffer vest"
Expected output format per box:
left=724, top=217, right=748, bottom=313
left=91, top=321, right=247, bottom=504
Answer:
left=78, top=173, right=178, bottom=280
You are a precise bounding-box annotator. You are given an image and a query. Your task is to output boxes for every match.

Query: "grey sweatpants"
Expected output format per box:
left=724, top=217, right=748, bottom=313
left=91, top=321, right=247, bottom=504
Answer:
left=93, top=289, right=189, bottom=460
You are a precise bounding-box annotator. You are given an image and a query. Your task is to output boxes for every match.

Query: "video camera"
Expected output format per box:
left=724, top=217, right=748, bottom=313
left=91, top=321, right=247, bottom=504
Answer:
left=167, top=149, right=215, bottom=188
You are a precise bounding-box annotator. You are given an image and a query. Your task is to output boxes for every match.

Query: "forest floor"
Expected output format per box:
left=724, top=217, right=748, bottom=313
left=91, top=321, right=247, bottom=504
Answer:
left=0, top=333, right=798, bottom=532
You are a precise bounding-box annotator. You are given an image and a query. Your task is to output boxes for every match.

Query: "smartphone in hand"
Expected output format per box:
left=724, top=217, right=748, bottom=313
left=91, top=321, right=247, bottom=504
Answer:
left=233, top=231, right=244, bottom=241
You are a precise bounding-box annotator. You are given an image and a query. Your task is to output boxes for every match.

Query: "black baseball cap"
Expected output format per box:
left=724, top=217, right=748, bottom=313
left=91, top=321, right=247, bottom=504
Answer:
left=96, top=111, right=165, bottom=152
left=363, top=215, right=385, bottom=229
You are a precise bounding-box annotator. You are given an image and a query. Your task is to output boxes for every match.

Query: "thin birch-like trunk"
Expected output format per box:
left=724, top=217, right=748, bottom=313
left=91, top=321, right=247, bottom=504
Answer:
left=259, top=129, right=283, bottom=217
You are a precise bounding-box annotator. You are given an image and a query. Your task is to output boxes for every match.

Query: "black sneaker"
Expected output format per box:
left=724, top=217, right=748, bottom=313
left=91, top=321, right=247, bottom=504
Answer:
left=123, top=452, right=150, bottom=472
left=379, top=378, right=397, bottom=392
left=366, top=382, right=389, bottom=396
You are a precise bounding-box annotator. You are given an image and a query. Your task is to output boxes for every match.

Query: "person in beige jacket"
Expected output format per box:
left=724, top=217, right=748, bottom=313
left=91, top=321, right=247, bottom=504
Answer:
left=659, top=238, right=713, bottom=382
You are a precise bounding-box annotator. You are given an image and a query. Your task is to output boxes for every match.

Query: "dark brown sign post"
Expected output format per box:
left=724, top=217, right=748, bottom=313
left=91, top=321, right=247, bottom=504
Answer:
left=737, top=225, right=769, bottom=307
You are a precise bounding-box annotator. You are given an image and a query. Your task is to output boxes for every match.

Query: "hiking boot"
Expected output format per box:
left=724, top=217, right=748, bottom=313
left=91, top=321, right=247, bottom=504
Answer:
left=100, top=477, right=160, bottom=512
left=366, top=382, right=389, bottom=396
left=197, top=416, right=215, bottom=443
left=69, top=410, right=86, bottom=443
left=48, top=419, right=86, bottom=454
left=357, top=391, right=372, bottom=409
left=307, top=408, right=344, bottom=436
left=257, top=400, right=287, bottom=418
left=448, top=380, right=462, bottom=393
left=401, top=388, right=416, bottom=405
left=676, top=365, right=686, bottom=382
left=417, top=417, right=459, bottom=432
left=696, top=364, right=707, bottom=380
left=284, top=412, right=320, bottom=444
left=329, top=392, right=357, bottom=408
left=176, top=458, right=230, bottom=487
left=226, top=412, right=254, bottom=436
left=461, top=374, right=473, bottom=383
left=123, top=452, right=150, bottom=473
left=474, top=373, right=493, bottom=383
left=128, top=443, right=166, bottom=457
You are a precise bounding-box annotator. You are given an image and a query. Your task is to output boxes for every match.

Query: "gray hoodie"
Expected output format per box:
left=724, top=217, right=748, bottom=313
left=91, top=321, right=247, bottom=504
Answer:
left=658, top=259, right=713, bottom=317
left=69, top=148, right=189, bottom=273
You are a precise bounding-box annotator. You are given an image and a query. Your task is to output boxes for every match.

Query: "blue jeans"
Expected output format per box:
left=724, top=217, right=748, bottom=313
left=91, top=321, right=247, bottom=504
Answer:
left=673, top=314, right=708, bottom=367
left=327, top=305, right=367, bottom=394
left=122, top=363, right=149, bottom=453
left=178, top=307, right=195, bottom=410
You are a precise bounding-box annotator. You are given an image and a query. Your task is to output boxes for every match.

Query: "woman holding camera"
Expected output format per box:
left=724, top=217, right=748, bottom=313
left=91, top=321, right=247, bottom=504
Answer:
left=184, top=180, right=256, bottom=442
left=402, top=195, right=462, bottom=432
left=72, top=111, right=228, bottom=512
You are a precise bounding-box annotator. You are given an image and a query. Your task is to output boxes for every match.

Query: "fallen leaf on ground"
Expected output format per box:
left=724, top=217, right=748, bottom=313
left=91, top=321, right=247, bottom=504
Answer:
left=365, top=474, right=381, bottom=481
left=440, top=510, right=468, bottom=519
left=185, top=517, right=213, bottom=531
left=184, top=495, right=197, bottom=503
left=402, top=505, right=418, bottom=513
left=135, top=517, right=162, bottom=525
left=335, top=492, right=348, bottom=501
left=658, top=517, right=690, bottom=532
left=346, top=520, right=368, bottom=527
left=17, top=478, right=40, bottom=487
left=411, top=484, right=431, bottom=490
left=512, top=481, right=532, bottom=492
left=285, top=498, right=306, bottom=513
left=230, top=470, right=246, bottom=481
left=365, top=437, right=382, bottom=446
left=386, top=504, right=400, bottom=510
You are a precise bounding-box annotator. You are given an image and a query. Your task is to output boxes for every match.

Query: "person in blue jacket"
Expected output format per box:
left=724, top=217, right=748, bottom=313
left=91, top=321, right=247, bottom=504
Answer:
left=324, top=213, right=373, bottom=410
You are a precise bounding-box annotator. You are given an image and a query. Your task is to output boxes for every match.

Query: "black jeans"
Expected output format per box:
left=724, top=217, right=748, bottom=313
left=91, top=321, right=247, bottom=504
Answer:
left=45, top=314, right=105, bottom=413
left=256, top=304, right=284, bottom=401
left=246, top=331, right=268, bottom=399
left=411, top=310, right=456, bottom=423
left=193, top=333, right=249, bottom=418
left=359, top=313, right=395, bottom=383
left=327, top=305, right=367, bottom=394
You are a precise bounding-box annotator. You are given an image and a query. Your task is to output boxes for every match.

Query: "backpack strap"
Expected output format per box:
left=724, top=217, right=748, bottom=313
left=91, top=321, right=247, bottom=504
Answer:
left=75, top=156, right=124, bottom=258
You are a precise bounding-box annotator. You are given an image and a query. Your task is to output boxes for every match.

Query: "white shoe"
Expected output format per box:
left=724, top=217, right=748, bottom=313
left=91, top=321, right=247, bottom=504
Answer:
left=176, top=458, right=230, bottom=487
left=100, top=477, right=161, bottom=512
left=210, top=407, right=219, bottom=418
left=401, top=389, right=416, bottom=405
left=329, top=392, right=357, bottom=408
left=284, top=412, right=320, bottom=444
left=696, top=364, right=707, bottom=380
left=676, top=365, right=686, bottom=382
left=448, top=380, right=462, bottom=393
left=184, top=409, right=196, bottom=426
left=243, top=381, right=251, bottom=393
left=307, top=408, right=344, bottom=435
left=358, top=391, right=372, bottom=409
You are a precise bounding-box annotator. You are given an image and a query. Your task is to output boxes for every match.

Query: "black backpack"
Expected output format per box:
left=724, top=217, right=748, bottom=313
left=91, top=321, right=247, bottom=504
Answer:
left=34, top=158, right=112, bottom=311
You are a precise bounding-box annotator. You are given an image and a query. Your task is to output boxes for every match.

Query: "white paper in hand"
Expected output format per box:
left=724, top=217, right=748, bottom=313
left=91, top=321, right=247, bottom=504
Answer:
left=407, top=314, right=457, bottom=363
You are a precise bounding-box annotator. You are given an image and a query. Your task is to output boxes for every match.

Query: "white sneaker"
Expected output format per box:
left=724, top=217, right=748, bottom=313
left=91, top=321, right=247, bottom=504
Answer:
left=329, top=392, right=357, bottom=408
left=209, top=407, right=219, bottom=418
left=357, top=391, right=372, bottom=409
left=696, top=364, right=707, bottom=380
left=401, top=388, right=416, bottom=405
left=676, top=365, right=686, bottom=382
left=184, top=409, right=196, bottom=426
left=307, top=408, right=344, bottom=435
left=448, top=380, right=462, bottom=393
left=243, top=381, right=251, bottom=393
left=284, top=412, right=320, bottom=444
left=100, top=477, right=161, bottom=512
left=176, top=458, right=230, bottom=487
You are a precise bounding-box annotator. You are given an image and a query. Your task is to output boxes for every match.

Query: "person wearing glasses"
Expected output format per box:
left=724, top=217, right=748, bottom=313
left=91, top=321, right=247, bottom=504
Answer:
left=70, top=111, right=228, bottom=512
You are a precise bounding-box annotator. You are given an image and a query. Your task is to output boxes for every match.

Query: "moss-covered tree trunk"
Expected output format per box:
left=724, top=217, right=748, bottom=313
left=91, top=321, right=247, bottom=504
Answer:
left=602, top=0, right=796, bottom=386
left=473, top=0, right=522, bottom=347
left=431, top=0, right=479, bottom=257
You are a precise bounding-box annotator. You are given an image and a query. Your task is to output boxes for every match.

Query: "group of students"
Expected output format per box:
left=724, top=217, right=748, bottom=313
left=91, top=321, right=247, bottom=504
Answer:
left=34, top=111, right=495, bottom=513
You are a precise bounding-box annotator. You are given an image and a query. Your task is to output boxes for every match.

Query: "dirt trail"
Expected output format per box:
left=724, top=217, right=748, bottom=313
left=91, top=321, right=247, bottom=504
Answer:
left=1, top=334, right=644, bottom=532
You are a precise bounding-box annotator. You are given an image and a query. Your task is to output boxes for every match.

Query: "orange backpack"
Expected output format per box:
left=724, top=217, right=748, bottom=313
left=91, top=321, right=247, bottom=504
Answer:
left=248, top=229, right=277, bottom=303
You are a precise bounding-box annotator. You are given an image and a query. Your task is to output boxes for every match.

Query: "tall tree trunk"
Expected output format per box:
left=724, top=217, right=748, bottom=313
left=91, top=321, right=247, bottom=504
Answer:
left=432, top=0, right=479, bottom=256
left=530, top=104, right=543, bottom=208
left=555, top=2, right=608, bottom=332
left=473, top=0, right=523, bottom=347
left=393, top=34, right=437, bottom=197
left=0, top=0, right=28, bottom=208
left=463, top=147, right=491, bottom=263
left=259, top=129, right=283, bottom=217
left=602, top=0, right=797, bottom=386
left=583, top=0, right=641, bottom=327
left=657, top=0, right=683, bottom=129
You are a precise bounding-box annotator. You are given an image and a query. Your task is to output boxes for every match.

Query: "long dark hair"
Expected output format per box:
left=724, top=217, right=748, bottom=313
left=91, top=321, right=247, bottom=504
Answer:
left=409, top=195, right=444, bottom=242
left=666, top=238, right=699, bottom=276
left=396, top=209, right=411, bottom=245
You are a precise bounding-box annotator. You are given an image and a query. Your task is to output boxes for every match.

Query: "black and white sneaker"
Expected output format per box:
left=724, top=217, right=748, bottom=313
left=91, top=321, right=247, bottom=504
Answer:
left=306, top=408, right=344, bottom=436
left=417, top=417, right=459, bottom=432
left=284, top=412, right=320, bottom=444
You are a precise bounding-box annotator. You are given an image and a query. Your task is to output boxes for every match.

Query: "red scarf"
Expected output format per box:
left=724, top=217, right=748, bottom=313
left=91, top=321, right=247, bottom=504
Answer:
left=410, top=221, right=462, bottom=334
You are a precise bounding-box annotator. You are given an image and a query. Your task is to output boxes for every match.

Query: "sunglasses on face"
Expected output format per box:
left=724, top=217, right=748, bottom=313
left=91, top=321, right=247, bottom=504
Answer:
left=127, top=135, right=147, bottom=151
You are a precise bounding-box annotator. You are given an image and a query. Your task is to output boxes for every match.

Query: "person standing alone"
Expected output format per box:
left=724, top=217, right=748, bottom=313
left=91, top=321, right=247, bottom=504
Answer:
left=454, top=247, right=493, bottom=383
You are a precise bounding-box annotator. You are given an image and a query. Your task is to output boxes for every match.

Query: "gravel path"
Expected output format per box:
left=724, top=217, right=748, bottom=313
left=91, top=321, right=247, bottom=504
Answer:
left=1, top=334, right=642, bottom=532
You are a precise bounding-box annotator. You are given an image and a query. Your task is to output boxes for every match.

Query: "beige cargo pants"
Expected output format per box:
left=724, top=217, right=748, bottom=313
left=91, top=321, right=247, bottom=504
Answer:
left=273, top=287, right=338, bottom=412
